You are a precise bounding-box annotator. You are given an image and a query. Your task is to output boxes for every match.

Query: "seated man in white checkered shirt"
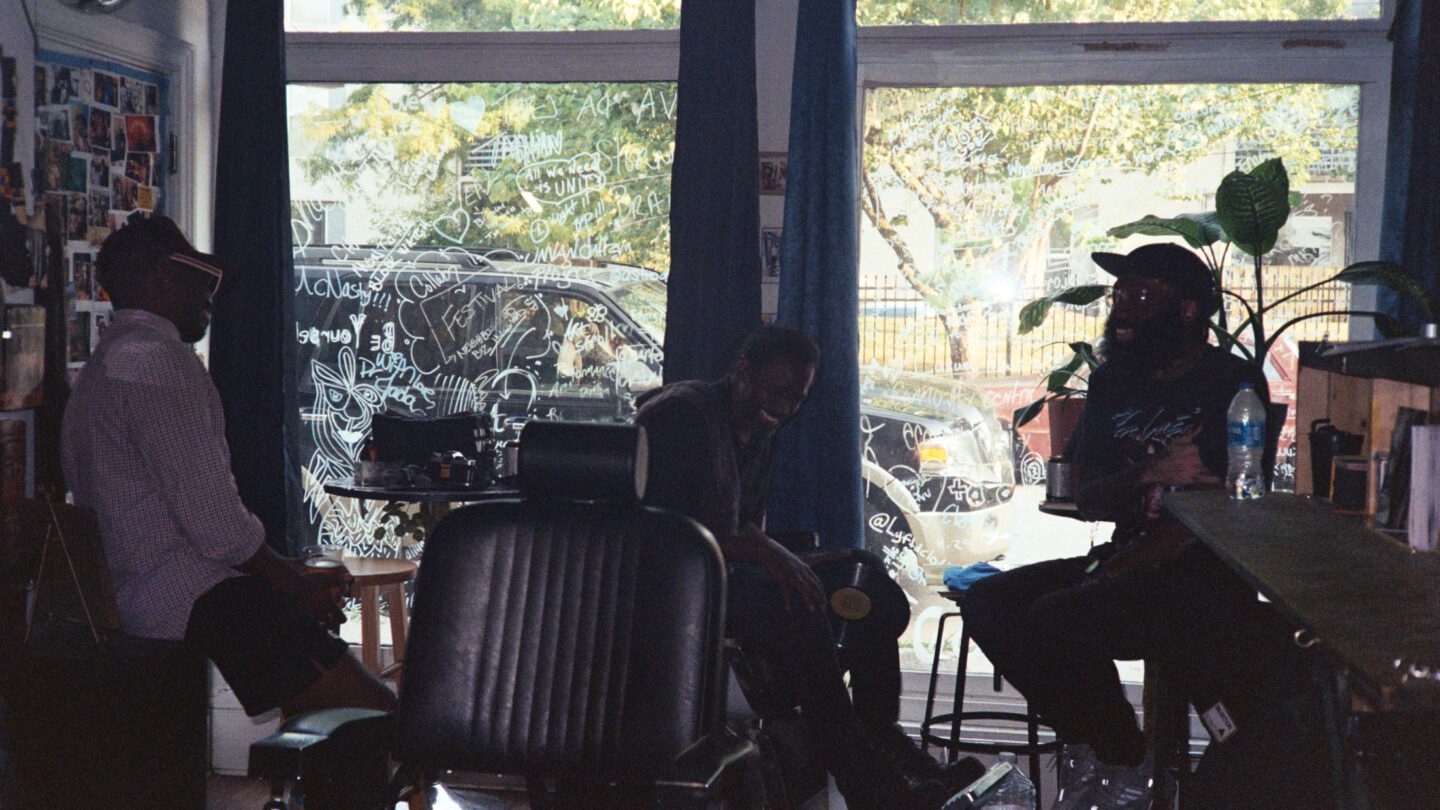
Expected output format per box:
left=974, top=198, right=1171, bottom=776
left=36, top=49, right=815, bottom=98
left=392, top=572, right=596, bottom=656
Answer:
left=61, top=217, right=396, bottom=719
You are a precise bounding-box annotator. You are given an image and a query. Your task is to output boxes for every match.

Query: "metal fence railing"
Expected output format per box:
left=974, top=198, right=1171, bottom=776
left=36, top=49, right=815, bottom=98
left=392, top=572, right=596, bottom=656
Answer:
left=860, top=266, right=1352, bottom=382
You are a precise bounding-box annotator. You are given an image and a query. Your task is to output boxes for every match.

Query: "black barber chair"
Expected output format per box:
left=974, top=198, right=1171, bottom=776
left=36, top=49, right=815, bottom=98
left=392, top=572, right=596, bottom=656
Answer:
left=249, top=421, right=761, bottom=809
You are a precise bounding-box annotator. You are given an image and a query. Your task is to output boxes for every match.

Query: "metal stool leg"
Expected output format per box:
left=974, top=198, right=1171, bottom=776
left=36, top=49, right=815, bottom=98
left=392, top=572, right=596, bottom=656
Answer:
left=922, top=612, right=960, bottom=757
left=1028, top=704, right=1043, bottom=807
left=949, top=623, right=972, bottom=763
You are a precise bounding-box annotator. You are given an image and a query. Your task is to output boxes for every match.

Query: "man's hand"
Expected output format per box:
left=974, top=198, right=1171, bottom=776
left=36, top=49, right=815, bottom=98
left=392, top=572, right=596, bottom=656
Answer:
left=1138, top=428, right=1220, bottom=488
left=732, top=523, right=828, bottom=614
left=288, top=560, right=352, bottom=632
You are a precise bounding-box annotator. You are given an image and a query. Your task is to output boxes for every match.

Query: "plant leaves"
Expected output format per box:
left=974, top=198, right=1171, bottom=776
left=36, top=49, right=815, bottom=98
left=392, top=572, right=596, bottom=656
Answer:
left=1106, top=212, right=1224, bottom=249
left=1017, top=284, right=1109, bottom=334
left=1335, top=261, right=1435, bottom=321
left=1013, top=397, right=1049, bottom=429
left=1215, top=160, right=1290, bottom=257
left=1069, top=341, right=1100, bottom=369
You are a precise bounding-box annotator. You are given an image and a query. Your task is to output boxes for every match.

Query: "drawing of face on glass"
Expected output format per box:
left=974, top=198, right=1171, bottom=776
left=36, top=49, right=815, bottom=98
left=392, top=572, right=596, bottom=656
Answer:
left=309, top=346, right=384, bottom=481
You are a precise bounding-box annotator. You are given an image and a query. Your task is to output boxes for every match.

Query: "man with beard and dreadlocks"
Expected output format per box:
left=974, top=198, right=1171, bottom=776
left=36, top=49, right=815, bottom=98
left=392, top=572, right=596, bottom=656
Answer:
left=960, top=244, right=1323, bottom=809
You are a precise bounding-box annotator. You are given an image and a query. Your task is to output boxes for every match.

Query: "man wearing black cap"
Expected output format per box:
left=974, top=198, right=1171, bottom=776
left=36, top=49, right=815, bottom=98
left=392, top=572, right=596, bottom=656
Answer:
left=961, top=244, right=1315, bottom=807
left=62, top=217, right=396, bottom=719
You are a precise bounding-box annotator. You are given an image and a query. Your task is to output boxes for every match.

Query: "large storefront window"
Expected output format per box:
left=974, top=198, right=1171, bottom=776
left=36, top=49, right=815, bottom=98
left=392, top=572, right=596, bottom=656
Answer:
left=858, top=0, right=1380, bottom=25
left=286, top=81, right=675, bottom=553
left=858, top=80, right=1365, bottom=669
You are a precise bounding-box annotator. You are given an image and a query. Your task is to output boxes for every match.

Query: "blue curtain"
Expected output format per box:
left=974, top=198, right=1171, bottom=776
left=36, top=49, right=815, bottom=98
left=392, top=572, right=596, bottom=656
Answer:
left=766, top=0, right=863, bottom=551
left=210, top=0, right=303, bottom=552
left=664, top=0, right=762, bottom=383
left=1378, top=0, right=1440, bottom=329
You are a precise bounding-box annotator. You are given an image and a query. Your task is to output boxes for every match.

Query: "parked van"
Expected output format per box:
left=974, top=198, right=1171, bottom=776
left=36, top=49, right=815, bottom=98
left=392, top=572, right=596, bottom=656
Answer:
left=292, top=245, right=1013, bottom=595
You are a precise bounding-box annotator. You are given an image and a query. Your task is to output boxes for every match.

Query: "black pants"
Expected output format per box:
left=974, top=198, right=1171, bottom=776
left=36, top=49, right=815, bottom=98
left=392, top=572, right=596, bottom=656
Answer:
left=727, top=548, right=909, bottom=807
left=961, top=542, right=1309, bottom=757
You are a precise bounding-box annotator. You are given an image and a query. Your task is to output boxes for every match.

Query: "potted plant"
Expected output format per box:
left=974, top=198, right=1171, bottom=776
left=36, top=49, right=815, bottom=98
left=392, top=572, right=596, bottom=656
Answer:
left=1018, top=157, right=1433, bottom=367
left=1012, top=340, right=1098, bottom=459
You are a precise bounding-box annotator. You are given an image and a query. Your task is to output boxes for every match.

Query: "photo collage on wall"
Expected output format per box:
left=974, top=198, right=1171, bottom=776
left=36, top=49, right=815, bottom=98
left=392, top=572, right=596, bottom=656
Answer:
left=32, top=51, right=167, bottom=382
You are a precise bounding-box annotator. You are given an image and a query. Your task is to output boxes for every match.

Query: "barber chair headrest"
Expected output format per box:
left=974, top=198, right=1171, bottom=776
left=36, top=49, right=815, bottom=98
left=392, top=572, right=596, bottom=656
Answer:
left=516, top=421, right=649, bottom=503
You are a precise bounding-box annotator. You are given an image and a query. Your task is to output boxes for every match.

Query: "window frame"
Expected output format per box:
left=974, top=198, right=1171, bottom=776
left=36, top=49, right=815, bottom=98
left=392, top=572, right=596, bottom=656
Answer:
left=855, top=16, right=1396, bottom=332
left=285, top=29, right=679, bottom=84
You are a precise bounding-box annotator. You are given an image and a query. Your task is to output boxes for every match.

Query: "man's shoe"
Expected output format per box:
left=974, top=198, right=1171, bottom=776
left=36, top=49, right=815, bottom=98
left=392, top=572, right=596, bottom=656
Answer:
left=872, top=724, right=985, bottom=794
left=1092, top=750, right=1153, bottom=809
left=1051, top=743, right=1100, bottom=810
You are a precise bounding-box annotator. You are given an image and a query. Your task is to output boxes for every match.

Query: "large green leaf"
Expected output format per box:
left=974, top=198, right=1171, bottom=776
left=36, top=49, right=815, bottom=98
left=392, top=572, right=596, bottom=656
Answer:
left=1215, top=159, right=1290, bottom=257
left=1013, top=397, right=1050, bottom=429
left=1335, top=261, right=1435, bottom=321
left=1016, top=284, right=1109, bottom=335
left=1107, top=212, right=1225, bottom=249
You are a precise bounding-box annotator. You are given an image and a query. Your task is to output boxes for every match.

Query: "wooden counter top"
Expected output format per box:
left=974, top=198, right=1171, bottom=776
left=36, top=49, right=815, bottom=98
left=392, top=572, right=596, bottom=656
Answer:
left=1164, top=490, right=1440, bottom=709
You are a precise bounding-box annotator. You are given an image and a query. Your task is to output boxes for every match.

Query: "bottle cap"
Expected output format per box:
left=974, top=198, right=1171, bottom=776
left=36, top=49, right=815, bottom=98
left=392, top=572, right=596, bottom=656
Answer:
left=1237, top=382, right=1254, bottom=390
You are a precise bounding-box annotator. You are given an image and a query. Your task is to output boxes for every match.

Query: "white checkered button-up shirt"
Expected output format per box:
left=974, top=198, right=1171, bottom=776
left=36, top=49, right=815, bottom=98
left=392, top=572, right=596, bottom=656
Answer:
left=62, top=309, right=264, bottom=640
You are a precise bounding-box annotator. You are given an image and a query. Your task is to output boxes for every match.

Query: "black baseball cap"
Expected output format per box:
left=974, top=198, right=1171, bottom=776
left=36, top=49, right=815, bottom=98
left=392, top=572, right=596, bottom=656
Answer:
left=1091, top=243, right=1220, bottom=316
left=97, top=216, right=227, bottom=297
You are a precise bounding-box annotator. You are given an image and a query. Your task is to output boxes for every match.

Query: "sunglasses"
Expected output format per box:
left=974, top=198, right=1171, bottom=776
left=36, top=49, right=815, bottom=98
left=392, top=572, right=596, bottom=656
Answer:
left=168, top=253, right=223, bottom=296
left=1107, top=281, right=1174, bottom=308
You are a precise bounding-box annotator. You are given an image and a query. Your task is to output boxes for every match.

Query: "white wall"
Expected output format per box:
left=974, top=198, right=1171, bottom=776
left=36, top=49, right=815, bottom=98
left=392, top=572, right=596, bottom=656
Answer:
left=756, top=0, right=798, bottom=314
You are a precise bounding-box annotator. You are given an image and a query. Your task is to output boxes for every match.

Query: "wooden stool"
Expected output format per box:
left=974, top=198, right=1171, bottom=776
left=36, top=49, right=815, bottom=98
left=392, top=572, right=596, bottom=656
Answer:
left=345, top=557, right=418, bottom=682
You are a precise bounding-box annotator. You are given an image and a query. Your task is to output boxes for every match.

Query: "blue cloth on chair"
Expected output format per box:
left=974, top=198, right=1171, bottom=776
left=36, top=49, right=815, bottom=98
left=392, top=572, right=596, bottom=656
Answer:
left=943, top=562, right=1002, bottom=593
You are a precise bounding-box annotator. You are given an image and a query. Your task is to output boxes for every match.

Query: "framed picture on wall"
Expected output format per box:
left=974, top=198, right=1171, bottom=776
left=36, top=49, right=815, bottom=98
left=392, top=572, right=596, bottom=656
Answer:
left=759, top=152, right=787, bottom=195
left=761, top=227, right=782, bottom=279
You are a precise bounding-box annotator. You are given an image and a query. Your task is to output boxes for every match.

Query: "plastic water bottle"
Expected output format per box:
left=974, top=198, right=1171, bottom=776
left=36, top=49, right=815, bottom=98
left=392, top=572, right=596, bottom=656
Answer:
left=976, top=752, right=1036, bottom=809
left=1226, top=382, right=1266, bottom=500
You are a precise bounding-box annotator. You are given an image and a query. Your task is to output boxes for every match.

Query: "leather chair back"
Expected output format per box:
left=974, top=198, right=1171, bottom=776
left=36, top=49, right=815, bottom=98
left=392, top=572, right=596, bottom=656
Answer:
left=395, top=422, right=726, bottom=784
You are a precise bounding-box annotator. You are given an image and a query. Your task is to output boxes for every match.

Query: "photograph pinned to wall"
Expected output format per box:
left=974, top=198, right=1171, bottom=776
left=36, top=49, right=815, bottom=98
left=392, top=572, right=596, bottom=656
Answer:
left=68, top=306, right=91, bottom=364
left=64, top=152, right=87, bottom=193
left=42, top=106, right=69, bottom=142
left=109, top=114, right=125, bottom=159
left=113, top=176, right=137, bottom=211
left=65, top=194, right=86, bottom=241
left=119, top=76, right=142, bottom=115
left=88, top=190, right=109, bottom=227
left=92, top=310, right=111, bottom=350
left=88, top=108, right=110, bottom=152
left=71, top=251, right=94, bottom=301
left=93, top=71, right=117, bottom=108
left=759, top=152, right=787, bottom=196
left=124, top=153, right=151, bottom=185
left=761, top=227, right=782, bottom=280
left=49, top=66, right=74, bottom=105
left=135, top=185, right=155, bottom=213
left=124, top=114, right=155, bottom=153
left=70, top=103, right=90, bottom=151
left=144, top=84, right=157, bottom=116
left=89, top=153, right=109, bottom=188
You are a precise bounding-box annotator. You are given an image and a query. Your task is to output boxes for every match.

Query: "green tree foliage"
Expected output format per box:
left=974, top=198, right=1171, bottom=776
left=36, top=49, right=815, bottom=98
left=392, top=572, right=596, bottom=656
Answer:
left=861, top=80, right=1358, bottom=369
left=292, top=80, right=676, bottom=272
left=344, top=0, right=679, bottom=31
